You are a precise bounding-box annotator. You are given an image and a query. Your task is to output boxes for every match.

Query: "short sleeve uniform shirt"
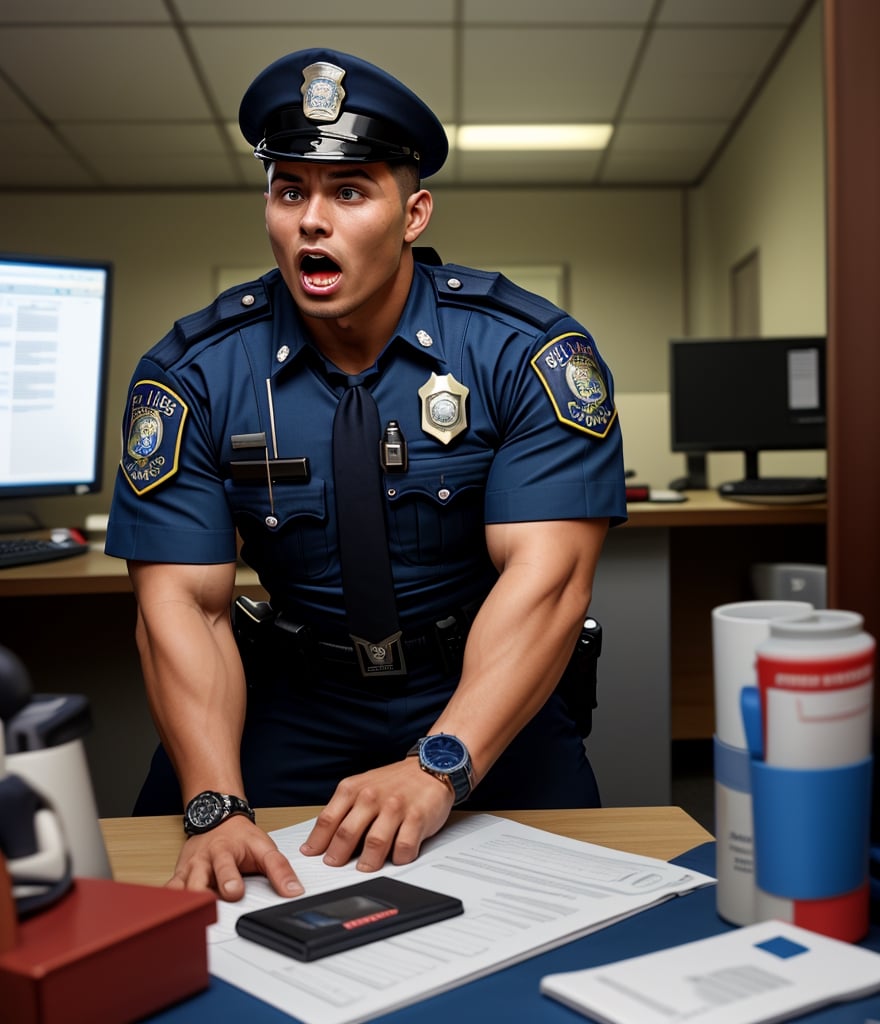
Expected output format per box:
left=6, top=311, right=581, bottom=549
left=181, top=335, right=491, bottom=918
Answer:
left=106, top=262, right=627, bottom=630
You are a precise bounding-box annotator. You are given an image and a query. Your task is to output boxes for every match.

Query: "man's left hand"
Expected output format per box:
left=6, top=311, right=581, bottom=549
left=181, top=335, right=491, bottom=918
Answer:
left=299, top=757, right=454, bottom=870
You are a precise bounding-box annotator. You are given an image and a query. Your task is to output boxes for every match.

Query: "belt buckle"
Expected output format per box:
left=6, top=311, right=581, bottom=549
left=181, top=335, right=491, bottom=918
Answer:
left=350, top=631, right=408, bottom=677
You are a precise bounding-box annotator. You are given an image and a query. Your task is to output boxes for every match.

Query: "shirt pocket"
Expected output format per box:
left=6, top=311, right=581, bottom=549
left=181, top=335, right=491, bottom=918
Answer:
left=223, top=476, right=331, bottom=578
left=385, top=453, right=489, bottom=567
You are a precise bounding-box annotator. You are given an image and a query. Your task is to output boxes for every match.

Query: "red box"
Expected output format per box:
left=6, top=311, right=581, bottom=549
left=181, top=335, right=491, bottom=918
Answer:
left=0, top=877, right=217, bottom=1024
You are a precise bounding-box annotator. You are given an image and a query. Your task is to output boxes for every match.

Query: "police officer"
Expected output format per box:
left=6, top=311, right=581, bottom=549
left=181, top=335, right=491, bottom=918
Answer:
left=106, top=48, right=627, bottom=901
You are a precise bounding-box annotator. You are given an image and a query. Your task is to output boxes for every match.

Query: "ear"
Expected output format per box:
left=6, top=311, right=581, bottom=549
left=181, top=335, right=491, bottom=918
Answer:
left=404, top=188, right=433, bottom=244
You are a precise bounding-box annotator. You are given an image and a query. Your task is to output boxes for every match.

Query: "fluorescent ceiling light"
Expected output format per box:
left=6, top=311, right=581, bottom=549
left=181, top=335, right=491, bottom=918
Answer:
left=450, top=124, right=613, bottom=151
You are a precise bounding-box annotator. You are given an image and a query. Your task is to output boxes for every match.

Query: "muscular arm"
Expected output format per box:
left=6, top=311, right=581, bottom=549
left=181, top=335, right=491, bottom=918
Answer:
left=129, top=560, right=302, bottom=900
left=433, top=517, right=609, bottom=780
left=303, top=517, right=609, bottom=869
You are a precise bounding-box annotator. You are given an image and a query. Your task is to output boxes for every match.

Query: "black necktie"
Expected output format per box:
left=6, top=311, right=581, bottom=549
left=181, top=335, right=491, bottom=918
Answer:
left=332, top=381, right=406, bottom=676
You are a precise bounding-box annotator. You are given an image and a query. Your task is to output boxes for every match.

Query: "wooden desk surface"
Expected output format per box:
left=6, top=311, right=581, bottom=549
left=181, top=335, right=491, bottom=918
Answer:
left=100, top=806, right=713, bottom=888
left=623, top=488, right=826, bottom=528
left=0, top=491, right=825, bottom=597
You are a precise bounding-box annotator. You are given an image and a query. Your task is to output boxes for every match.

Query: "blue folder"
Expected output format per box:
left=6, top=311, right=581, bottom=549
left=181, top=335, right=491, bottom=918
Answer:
left=151, top=843, right=880, bottom=1023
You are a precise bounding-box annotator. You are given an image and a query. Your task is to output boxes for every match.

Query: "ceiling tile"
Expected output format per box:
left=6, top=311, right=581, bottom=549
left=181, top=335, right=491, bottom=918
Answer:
left=457, top=149, right=605, bottom=185
left=0, top=27, right=211, bottom=120
left=0, top=78, right=35, bottom=119
left=190, top=26, right=457, bottom=123
left=0, top=0, right=169, bottom=23
left=464, top=0, right=654, bottom=24
left=624, top=27, right=787, bottom=119
left=177, top=0, right=456, bottom=21
left=461, top=27, right=643, bottom=122
left=658, top=0, right=807, bottom=26
left=93, top=153, right=241, bottom=188
left=0, top=121, right=98, bottom=186
left=602, top=122, right=729, bottom=182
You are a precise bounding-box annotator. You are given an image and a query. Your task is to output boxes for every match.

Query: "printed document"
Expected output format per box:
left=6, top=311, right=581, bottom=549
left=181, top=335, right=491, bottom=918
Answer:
left=540, top=919, right=880, bottom=1024
left=208, top=813, right=713, bottom=1024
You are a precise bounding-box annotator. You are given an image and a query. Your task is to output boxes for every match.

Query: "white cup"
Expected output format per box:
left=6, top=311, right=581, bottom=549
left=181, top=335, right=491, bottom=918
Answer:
left=711, top=600, right=812, bottom=925
left=712, top=601, right=813, bottom=748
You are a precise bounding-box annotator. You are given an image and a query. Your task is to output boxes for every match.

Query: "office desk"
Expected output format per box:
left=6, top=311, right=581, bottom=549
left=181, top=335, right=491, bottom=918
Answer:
left=95, top=807, right=880, bottom=1024
left=99, top=805, right=714, bottom=888
left=0, top=492, right=826, bottom=815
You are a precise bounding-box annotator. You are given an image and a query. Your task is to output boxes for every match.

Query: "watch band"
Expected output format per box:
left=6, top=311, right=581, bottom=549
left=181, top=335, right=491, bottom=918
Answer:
left=183, top=790, right=256, bottom=836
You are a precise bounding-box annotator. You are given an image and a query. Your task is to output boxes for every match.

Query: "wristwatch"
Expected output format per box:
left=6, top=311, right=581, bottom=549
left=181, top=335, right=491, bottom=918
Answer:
left=183, top=790, right=256, bottom=836
left=407, top=733, right=475, bottom=805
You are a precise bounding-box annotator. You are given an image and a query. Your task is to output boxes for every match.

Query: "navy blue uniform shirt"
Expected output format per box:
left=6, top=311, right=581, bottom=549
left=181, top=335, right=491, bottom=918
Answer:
left=106, top=261, right=627, bottom=630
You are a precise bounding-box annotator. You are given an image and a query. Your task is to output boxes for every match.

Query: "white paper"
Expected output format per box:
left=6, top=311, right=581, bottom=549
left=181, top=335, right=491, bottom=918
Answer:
left=540, top=919, right=880, bottom=1024
left=208, top=813, right=714, bottom=1024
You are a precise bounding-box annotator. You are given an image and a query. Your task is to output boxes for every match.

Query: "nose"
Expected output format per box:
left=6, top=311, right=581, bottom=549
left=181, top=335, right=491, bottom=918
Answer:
left=299, top=193, right=331, bottom=237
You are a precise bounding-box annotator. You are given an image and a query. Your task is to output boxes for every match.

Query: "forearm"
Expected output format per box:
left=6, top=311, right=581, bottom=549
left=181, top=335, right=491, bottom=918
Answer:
left=130, top=561, right=246, bottom=801
left=431, top=519, right=608, bottom=784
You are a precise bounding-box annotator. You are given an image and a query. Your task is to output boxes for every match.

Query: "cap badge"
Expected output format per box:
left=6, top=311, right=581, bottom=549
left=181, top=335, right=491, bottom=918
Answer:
left=418, top=372, right=469, bottom=444
left=301, top=61, right=346, bottom=123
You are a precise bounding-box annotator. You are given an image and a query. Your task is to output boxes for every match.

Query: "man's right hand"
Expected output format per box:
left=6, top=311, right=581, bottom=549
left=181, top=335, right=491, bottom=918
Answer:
left=166, top=815, right=305, bottom=902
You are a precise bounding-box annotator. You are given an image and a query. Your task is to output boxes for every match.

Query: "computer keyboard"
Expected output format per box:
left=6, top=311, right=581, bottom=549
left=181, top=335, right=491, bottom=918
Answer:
left=718, top=476, right=827, bottom=504
left=0, top=536, right=89, bottom=569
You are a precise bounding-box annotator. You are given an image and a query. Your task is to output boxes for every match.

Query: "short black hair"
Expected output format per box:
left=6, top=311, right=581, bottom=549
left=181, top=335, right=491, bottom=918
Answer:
left=391, top=160, right=421, bottom=203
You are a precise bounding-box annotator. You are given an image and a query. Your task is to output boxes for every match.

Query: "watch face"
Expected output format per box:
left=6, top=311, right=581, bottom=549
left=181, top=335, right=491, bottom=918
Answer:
left=422, top=734, right=467, bottom=771
left=188, top=792, right=224, bottom=828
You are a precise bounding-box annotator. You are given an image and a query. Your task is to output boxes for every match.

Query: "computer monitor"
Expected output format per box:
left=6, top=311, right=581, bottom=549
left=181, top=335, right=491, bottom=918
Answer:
left=669, top=336, right=826, bottom=491
left=0, top=252, right=113, bottom=523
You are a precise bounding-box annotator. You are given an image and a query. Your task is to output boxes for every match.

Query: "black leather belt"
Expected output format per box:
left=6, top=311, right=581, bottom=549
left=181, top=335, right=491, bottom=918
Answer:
left=233, top=597, right=474, bottom=679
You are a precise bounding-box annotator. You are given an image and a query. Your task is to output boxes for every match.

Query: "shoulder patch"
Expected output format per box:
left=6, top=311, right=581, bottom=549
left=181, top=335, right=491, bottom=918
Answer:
left=530, top=333, right=617, bottom=438
left=121, top=380, right=189, bottom=495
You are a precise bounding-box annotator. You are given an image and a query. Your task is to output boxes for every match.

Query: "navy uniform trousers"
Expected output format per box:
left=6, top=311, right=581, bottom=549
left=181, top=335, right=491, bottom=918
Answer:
left=132, top=653, right=601, bottom=815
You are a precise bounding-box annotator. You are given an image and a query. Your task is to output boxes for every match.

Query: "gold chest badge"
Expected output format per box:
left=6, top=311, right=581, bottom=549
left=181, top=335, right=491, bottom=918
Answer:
left=418, top=373, right=469, bottom=444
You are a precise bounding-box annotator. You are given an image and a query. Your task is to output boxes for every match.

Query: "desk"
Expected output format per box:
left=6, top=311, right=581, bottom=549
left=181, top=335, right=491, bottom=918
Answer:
left=99, top=805, right=714, bottom=888
left=589, top=491, right=825, bottom=807
left=0, top=492, right=826, bottom=815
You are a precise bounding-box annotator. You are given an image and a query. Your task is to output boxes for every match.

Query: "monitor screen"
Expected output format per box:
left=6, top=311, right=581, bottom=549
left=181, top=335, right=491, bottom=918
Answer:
left=669, top=336, right=826, bottom=478
left=0, top=253, right=113, bottom=500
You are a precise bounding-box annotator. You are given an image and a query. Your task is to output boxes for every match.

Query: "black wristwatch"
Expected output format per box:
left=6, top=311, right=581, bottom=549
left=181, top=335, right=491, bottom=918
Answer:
left=407, top=734, right=475, bottom=805
left=183, top=791, right=256, bottom=836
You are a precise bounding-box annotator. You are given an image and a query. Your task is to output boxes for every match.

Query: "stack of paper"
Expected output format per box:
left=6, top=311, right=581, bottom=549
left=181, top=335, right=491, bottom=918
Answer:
left=540, top=919, right=880, bottom=1024
left=209, top=813, right=714, bottom=1024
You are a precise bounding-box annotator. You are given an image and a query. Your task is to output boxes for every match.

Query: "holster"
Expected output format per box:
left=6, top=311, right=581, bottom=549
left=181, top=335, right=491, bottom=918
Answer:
left=554, top=617, right=602, bottom=738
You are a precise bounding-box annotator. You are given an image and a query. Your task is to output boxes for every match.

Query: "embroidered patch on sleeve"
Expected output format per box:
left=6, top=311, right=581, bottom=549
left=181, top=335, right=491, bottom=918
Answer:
left=121, top=380, right=189, bottom=495
left=530, top=332, right=617, bottom=438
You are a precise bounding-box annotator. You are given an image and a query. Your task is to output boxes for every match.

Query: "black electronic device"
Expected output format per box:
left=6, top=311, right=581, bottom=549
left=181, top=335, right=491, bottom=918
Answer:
left=669, top=336, right=826, bottom=499
left=0, top=253, right=113, bottom=554
left=235, top=876, right=463, bottom=961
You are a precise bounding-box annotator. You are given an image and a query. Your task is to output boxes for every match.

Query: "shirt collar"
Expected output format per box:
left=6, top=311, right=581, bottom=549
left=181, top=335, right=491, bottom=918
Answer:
left=267, top=261, right=446, bottom=380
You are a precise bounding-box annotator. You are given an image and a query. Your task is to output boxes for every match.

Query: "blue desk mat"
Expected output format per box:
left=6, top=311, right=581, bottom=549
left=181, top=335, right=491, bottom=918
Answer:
left=152, top=843, right=880, bottom=1023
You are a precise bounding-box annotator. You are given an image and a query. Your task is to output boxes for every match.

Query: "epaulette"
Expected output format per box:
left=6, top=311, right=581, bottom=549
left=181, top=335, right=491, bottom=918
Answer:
left=148, top=270, right=278, bottom=370
left=426, top=263, right=567, bottom=332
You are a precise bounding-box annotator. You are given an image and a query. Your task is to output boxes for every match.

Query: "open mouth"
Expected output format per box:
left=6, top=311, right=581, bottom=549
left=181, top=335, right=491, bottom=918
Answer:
left=300, top=253, right=341, bottom=291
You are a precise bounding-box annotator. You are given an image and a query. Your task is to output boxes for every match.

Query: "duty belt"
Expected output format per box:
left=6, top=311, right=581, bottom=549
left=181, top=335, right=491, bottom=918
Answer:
left=232, top=595, right=474, bottom=679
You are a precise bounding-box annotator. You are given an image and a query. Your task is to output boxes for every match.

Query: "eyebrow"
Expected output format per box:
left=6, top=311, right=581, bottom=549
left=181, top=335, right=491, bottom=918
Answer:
left=270, top=167, right=377, bottom=185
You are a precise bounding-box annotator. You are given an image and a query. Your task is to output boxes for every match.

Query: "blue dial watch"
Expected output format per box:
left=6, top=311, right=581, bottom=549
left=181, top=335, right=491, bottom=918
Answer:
left=408, top=733, right=474, bottom=805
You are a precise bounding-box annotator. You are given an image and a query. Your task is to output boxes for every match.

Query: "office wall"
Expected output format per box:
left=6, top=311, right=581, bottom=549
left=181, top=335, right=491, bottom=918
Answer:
left=685, top=1, right=827, bottom=486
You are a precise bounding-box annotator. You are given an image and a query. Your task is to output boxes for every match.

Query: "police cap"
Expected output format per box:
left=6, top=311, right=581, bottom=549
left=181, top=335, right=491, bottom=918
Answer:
left=239, top=49, right=448, bottom=179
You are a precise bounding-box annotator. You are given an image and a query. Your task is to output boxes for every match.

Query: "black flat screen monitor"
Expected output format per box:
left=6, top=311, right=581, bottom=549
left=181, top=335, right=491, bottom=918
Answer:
left=0, top=252, right=113, bottom=517
left=669, top=336, right=826, bottom=490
